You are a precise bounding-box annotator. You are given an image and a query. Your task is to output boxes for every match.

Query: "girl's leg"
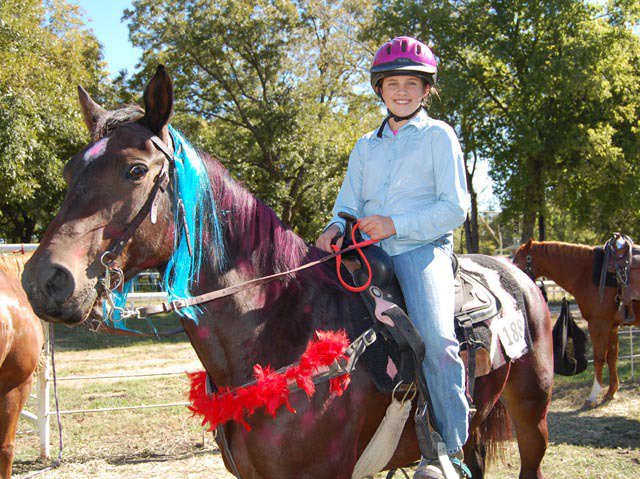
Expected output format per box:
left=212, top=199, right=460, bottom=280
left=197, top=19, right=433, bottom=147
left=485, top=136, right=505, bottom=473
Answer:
left=391, top=239, right=469, bottom=453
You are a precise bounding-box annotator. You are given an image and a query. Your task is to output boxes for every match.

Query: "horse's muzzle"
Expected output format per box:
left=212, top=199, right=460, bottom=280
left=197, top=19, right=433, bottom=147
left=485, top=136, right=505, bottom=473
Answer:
left=22, top=260, right=96, bottom=325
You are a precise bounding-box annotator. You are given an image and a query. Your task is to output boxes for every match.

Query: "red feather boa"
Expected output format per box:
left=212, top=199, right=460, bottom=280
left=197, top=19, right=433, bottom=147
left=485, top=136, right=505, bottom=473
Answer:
left=188, top=329, right=351, bottom=431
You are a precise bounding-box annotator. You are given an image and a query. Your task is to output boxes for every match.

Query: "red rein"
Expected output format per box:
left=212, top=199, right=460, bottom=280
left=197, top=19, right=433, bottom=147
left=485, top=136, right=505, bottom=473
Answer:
left=188, top=330, right=351, bottom=431
left=331, top=222, right=377, bottom=293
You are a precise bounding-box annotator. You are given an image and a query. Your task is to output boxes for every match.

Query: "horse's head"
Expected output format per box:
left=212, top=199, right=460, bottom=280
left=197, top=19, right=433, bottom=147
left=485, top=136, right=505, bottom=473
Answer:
left=513, top=239, right=539, bottom=279
left=23, top=67, right=178, bottom=325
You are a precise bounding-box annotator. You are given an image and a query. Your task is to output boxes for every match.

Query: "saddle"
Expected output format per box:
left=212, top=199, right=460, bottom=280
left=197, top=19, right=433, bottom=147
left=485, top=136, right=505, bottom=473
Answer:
left=336, top=214, right=499, bottom=392
left=595, top=233, right=640, bottom=324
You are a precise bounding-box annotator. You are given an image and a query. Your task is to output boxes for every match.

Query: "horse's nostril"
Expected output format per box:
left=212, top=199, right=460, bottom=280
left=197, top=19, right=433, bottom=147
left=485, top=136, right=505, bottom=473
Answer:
left=43, top=265, right=75, bottom=304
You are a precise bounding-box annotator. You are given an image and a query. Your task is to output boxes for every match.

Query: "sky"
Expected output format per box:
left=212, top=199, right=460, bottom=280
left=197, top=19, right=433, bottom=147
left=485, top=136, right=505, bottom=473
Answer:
left=73, top=0, right=141, bottom=76
left=72, top=0, right=497, bottom=211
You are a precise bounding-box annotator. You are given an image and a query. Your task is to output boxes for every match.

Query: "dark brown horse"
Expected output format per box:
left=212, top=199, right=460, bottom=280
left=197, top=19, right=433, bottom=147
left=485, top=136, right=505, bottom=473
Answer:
left=0, top=253, right=44, bottom=479
left=514, top=239, right=640, bottom=407
left=22, top=67, right=553, bottom=479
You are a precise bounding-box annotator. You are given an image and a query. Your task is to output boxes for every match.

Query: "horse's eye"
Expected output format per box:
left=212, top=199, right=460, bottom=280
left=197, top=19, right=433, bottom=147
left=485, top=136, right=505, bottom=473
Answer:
left=126, top=164, right=148, bottom=181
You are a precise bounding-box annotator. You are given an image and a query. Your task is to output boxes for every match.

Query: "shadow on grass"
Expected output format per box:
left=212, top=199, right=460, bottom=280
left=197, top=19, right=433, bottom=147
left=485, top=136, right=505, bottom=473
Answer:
left=12, top=448, right=219, bottom=476
left=104, top=447, right=219, bottom=465
left=52, top=313, right=189, bottom=351
left=548, top=408, right=640, bottom=449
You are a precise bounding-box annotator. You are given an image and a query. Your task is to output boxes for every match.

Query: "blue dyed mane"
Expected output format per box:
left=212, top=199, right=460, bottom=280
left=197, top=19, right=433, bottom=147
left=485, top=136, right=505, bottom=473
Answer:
left=106, top=124, right=225, bottom=326
left=162, top=125, right=225, bottom=319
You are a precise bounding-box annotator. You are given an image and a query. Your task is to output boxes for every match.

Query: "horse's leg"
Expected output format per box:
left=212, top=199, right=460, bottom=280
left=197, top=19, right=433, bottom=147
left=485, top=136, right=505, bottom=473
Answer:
left=603, top=324, right=620, bottom=401
left=0, top=377, right=33, bottom=479
left=500, top=357, right=552, bottom=479
left=462, top=365, right=510, bottom=479
left=586, top=318, right=610, bottom=407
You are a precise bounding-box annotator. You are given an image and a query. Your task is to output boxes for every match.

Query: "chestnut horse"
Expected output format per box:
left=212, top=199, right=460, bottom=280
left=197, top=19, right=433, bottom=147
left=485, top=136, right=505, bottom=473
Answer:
left=22, top=67, right=553, bottom=479
left=514, top=239, right=640, bottom=406
left=0, top=253, right=44, bottom=479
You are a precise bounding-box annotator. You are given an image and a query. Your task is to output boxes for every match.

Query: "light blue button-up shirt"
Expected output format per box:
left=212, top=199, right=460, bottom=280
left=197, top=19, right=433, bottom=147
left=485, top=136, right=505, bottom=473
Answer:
left=326, top=109, right=469, bottom=256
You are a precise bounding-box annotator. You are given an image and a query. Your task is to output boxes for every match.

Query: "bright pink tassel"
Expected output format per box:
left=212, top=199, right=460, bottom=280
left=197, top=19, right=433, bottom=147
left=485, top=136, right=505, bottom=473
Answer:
left=188, top=330, right=351, bottom=431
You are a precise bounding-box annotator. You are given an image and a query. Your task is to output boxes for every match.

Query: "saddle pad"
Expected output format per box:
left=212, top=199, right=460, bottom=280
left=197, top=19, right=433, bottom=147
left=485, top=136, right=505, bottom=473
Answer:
left=460, top=256, right=532, bottom=367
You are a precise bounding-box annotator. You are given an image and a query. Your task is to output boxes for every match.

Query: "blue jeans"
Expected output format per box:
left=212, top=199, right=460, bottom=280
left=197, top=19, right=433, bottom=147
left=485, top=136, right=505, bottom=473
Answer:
left=390, top=235, right=469, bottom=454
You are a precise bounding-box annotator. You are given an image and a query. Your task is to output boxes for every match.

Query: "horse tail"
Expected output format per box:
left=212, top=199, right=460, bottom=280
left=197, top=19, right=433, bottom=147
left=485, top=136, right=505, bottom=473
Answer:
left=478, top=399, right=512, bottom=464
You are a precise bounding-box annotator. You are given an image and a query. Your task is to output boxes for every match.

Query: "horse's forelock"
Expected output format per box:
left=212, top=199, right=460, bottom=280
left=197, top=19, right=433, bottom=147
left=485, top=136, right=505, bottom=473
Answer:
left=92, top=105, right=145, bottom=141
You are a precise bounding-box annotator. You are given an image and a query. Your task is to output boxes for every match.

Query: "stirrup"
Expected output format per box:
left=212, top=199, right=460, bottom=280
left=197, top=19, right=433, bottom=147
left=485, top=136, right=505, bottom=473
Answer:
left=450, top=457, right=472, bottom=479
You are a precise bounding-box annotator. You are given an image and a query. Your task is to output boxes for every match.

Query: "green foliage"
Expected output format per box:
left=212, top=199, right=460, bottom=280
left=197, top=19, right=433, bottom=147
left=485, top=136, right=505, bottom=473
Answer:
left=0, top=0, right=106, bottom=242
left=368, top=0, right=640, bottom=244
left=124, top=0, right=379, bottom=240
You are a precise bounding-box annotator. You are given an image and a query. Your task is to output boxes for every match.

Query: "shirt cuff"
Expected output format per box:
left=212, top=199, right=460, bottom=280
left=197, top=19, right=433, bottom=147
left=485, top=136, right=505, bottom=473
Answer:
left=323, top=220, right=345, bottom=234
left=390, top=214, right=409, bottom=239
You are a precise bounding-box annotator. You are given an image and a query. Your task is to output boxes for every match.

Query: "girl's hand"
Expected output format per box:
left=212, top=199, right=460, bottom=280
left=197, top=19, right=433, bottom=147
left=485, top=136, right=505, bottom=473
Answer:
left=315, top=224, right=343, bottom=252
left=358, top=215, right=396, bottom=241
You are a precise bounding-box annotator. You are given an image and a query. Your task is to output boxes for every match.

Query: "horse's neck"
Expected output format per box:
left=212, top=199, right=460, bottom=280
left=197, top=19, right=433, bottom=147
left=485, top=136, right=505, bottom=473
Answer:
left=188, top=260, right=341, bottom=389
left=533, top=244, right=592, bottom=295
left=185, top=173, right=342, bottom=387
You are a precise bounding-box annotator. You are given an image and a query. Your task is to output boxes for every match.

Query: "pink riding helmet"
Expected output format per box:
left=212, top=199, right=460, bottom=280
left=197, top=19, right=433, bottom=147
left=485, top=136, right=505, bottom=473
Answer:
left=370, top=36, right=437, bottom=91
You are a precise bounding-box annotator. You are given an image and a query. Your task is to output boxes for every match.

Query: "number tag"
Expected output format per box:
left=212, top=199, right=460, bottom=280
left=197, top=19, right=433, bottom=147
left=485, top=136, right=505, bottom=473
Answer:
left=496, top=311, right=528, bottom=359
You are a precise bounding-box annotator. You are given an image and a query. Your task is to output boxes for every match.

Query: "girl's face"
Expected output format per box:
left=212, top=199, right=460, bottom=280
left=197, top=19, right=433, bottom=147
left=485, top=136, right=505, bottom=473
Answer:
left=379, top=75, right=430, bottom=118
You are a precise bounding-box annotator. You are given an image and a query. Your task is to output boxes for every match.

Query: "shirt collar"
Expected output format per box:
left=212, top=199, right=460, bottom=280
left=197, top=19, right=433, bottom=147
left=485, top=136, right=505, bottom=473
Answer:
left=380, top=108, right=430, bottom=138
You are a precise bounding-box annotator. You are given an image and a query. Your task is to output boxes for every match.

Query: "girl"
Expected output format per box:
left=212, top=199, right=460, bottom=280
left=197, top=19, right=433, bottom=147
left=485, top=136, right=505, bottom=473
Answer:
left=316, top=36, right=469, bottom=479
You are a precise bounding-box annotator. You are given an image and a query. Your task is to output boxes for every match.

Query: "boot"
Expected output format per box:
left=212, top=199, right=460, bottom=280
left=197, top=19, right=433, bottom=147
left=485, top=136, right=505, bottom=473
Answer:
left=413, top=451, right=468, bottom=479
left=413, top=456, right=451, bottom=479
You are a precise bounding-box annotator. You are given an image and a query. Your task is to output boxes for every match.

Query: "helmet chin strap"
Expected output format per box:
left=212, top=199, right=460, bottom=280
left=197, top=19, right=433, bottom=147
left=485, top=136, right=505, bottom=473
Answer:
left=376, top=104, right=422, bottom=138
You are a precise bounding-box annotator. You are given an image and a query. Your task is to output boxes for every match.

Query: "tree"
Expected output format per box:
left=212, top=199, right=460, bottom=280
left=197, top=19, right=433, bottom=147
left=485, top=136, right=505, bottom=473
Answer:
left=0, top=0, right=107, bottom=242
left=124, top=0, right=379, bottom=239
left=368, top=0, right=640, bottom=245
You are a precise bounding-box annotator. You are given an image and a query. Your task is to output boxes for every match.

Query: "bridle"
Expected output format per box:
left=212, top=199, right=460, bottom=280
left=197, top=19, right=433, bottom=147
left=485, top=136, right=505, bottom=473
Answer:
left=521, top=251, right=548, bottom=303
left=98, top=122, right=173, bottom=321
left=96, top=121, right=376, bottom=323
left=524, top=253, right=535, bottom=281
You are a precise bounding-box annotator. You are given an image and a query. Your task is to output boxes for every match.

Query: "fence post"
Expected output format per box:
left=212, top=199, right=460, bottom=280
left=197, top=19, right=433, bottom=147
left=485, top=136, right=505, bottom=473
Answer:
left=37, top=321, right=51, bottom=459
left=630, top=326, right=635, bottom=381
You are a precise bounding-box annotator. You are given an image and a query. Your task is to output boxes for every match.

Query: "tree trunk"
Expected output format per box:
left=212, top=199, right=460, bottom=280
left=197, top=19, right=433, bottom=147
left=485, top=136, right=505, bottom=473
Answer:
left=520, top=156, right=544, bottom=243
left=538, top=213, right=546, bottom=241
left=464, top=186, right=480, bottom=253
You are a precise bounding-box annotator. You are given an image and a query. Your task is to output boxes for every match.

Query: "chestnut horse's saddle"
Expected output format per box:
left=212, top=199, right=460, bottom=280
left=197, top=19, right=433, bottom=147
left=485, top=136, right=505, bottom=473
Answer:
left=594, top=233, right=640, bottom=324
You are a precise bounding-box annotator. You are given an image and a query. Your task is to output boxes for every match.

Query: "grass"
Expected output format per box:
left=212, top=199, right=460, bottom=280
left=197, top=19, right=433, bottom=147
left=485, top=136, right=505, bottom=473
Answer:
left=11, top=311, right=640, bottom=479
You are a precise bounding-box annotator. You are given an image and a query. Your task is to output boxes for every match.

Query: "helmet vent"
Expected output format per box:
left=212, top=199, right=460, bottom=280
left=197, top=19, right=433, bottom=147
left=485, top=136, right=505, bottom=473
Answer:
left=401, top=40, right=407, bottom=52
left=386, top=45, right=392, bottom=55
left=416, top=44, right=422, bottom=55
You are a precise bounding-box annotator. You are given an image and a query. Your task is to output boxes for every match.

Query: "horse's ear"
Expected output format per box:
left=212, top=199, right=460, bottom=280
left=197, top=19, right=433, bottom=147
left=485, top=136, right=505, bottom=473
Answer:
left=141, top=65, right=173, bottom=135
left=525, top=238, right=534, bottom=248
left=77, top=86, right=107, bottom=134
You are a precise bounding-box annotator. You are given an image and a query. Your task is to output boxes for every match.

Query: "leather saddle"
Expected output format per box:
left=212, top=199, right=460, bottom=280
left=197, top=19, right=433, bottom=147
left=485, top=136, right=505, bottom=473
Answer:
left=597, top=233, right=640, bottom=323
left=336, top=214, right=500, bottom=390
